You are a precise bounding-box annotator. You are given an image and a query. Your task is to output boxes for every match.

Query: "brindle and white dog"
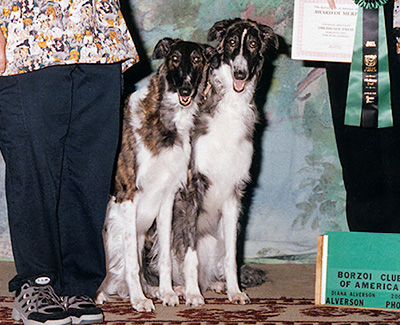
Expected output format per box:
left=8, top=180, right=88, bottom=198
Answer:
left=95, top=38, right=213, bottom=312
left=165, top=18, right=278, bottom=306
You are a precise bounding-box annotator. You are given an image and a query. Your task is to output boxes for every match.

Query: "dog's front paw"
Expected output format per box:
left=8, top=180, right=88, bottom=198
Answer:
left=210, top=281, right=226, bottom=294
left=228, top=291, right=250, bottom=305
left=160, top=291, right=179, bottom=307
left=94, top=291, right=108, bottom=304
left=131, top=297, right=155, bottom=312
left=145, top=286, right=160, bottom=299
left=185, top=293, right=205, bottom=307
left=174, top=286, right=186, bottom=298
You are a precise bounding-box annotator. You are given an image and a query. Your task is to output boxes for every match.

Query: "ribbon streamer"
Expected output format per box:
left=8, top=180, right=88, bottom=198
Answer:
left=344, top=4, right=393, bottom=128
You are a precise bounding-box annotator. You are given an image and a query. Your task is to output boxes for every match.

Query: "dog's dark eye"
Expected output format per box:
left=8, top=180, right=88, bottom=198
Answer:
left=192, top=56, right=202, bottom=64
left=228, top=39, right=236, bottom=47
left=249, top=41, right=257, bottom=48
left=172, top=55, right=180, bottom=63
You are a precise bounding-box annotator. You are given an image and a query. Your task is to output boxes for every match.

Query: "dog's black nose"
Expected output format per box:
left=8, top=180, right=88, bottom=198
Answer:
left=234, top=70, right=247, bottom=81
left=179, top=87, right=192, bottom=97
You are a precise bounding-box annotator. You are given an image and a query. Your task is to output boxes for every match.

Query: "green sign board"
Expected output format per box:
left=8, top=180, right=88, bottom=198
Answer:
left=316, top=231, right=400, bottom=310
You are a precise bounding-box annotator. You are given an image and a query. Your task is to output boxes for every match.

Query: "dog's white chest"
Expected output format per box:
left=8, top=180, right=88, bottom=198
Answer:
left=195, top=97, right=253, bottom=184
left=136, top=137, right=191, bottom=191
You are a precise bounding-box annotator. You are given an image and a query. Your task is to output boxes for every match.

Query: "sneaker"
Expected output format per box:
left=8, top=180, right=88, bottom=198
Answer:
left=62, top=296, right=104, bottom=324
left=12, top=279, right=71, bottom=325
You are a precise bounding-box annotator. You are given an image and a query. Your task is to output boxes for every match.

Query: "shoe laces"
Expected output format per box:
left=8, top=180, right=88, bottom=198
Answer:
left=61, top=295, right=96, bottom=309
left=21, top=284, right=64, bottom=312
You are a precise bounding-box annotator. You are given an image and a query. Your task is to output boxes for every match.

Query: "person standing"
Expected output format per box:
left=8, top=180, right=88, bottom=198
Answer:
left=325, top=0, right=400, bottom=232
left=0, top=0, right=138, bottom=323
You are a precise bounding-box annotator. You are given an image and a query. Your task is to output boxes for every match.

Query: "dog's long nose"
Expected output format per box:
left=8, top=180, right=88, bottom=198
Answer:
left=179, top=87, right=192, bottom=97
left=234, top=70, right=247, bottom=81
left=179, top=80, right=193, bottom=96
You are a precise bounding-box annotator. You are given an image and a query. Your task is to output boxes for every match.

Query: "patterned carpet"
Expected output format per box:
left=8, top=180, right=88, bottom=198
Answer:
left=2, top=295, right=400, bottom=324
left=1, top=263, right=400, bottom=324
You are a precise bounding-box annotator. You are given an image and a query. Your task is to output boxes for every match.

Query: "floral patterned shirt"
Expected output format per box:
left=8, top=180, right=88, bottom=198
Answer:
left=0, top=0, right=139, bottom=76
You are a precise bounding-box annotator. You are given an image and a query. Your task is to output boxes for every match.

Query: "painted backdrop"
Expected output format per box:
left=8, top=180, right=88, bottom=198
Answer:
left=0, top=0, right=348, bottom=262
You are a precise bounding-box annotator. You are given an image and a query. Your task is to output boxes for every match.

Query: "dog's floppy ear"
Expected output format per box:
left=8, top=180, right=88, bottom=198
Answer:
left=203, top=44, right=215, bottom=60
left=152, top=37, right=176, bottom=60
left=207, top=19, right=236, bottom=43
left=202, top=44, right=220, bottom=69
left=258, top=24, right=279, bottom=50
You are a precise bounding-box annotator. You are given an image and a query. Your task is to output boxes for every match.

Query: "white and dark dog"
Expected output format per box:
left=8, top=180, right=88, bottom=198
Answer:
left=95, top=38, right=213, bottom=312
left=152, top=18, right=278, bottom=306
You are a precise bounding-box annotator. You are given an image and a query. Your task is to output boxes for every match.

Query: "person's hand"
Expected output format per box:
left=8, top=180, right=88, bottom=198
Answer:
left=327, top=0, right=336, bottom=9
left=0, top=30, right=7, bottom=74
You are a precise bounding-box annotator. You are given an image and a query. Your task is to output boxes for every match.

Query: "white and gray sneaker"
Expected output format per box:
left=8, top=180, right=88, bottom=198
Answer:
left=61, top=296, right=104, bottom=324
left=12, top=279, right=71, bottom=325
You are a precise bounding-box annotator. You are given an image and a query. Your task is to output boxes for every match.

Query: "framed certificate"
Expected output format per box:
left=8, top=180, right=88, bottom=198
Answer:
left=292, top=0, right=359, bottom=62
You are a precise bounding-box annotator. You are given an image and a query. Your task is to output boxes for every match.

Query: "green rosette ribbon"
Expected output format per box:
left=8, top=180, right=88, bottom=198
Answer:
left=344, top=0, right=393, bottom=128
left=354, top=0, right=388, bottom=9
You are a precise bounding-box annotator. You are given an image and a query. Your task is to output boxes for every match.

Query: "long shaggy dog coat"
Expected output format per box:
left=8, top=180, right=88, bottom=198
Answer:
left=96, top=38, right=213, bottom=312
left=168, top=18, right=278, bottom=306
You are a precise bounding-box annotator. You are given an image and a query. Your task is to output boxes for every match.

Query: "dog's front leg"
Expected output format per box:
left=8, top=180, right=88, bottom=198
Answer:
left=122, top=200, right=155, bottom=312
left=96, top=200, right=129, bottom=304
left=156, top=198, right=180, bottom=307
left=183, top=247, right=204, bottom=306
left=221, top=199, right=250, bottom=305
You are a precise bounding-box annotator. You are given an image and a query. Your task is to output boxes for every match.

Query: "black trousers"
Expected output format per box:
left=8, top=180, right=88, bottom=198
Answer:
left=326, top=0, right=400, bottom=233
left=0, top=64, right=122, bottom=297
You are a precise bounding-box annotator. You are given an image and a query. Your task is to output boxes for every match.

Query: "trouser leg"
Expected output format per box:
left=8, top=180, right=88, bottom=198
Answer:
left=0, top=64, right=122, bottom=296
left=325, top=2, right=400, bottom=233
left=56, top=63, right=122, bottom=297
left=326, top=60, right=400, bottom=233
left=0, top=66, right=73, bottom=291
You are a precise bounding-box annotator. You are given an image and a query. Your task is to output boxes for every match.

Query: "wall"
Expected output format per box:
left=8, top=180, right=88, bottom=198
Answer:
left=0, top=0, right=348, bottom=262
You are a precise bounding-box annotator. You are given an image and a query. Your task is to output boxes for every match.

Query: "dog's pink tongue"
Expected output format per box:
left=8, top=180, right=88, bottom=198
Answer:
left=233, top=79, right=246, bottom=93
left=179, top=95, right=192, bottom=106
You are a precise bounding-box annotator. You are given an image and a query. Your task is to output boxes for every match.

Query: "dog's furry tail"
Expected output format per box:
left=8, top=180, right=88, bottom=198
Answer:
left=240, top=264, right=267, bottom=288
